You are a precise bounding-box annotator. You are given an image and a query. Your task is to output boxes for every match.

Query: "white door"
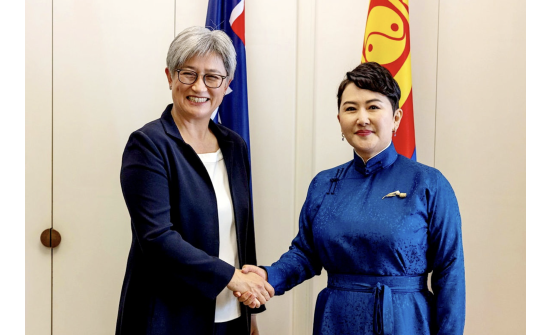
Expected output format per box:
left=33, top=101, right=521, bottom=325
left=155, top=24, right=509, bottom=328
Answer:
left=27, top=0, right=174, bottom=333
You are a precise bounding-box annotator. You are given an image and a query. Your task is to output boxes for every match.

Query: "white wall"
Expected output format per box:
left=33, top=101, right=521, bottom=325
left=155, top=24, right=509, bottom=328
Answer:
left=436, top=1, right=526, bottom=333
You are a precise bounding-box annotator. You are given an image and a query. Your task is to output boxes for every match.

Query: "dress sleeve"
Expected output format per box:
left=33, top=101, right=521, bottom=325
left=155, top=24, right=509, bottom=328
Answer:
left=427, top=171, right=466, bottom=334
left=120, top=131, right=234, bottom=300
left=263, top=178, right=323, bottom=295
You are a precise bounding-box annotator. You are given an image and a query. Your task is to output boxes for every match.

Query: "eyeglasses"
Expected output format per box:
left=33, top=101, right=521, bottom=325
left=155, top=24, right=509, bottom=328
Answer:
left=176, top=70, right=228, bottom=88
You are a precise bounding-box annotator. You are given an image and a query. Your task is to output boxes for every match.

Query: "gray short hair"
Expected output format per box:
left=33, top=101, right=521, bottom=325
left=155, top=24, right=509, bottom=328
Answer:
left=166, top=26, right=237, bottom=81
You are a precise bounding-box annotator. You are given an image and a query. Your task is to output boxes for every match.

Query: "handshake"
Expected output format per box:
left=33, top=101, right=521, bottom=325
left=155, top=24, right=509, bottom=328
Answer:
left=227, top=265, right=274, bottom=308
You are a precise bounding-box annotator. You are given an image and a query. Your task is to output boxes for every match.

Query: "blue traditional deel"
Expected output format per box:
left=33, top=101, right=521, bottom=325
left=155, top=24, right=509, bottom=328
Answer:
left=263, top=143, right=466, bottom=334
left=206, top=0, right=251, bottom=155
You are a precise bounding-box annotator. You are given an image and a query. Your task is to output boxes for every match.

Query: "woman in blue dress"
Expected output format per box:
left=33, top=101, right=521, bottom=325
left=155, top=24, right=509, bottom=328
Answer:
left=237, top=62, right=465, bottom=334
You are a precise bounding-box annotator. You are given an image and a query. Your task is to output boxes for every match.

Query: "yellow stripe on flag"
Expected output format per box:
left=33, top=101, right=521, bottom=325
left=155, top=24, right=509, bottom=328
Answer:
left=360, top=0, right=416, bottom=160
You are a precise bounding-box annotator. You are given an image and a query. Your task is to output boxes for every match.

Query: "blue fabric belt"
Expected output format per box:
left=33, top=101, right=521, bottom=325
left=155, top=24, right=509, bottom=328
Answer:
left=327, top=273, right=428, bottom=335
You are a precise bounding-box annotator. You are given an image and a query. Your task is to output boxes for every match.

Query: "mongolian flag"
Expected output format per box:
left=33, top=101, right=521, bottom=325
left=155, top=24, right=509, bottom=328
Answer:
left=362, top=0, right=416, bottom=160
left=206, top=0, right=251, bottom=155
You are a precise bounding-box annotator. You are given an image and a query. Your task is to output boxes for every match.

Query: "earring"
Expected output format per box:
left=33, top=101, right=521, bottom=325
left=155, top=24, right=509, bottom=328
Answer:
left=169, top=85, right=172, bottom=90
left=341, top=133, right=345, bottom=141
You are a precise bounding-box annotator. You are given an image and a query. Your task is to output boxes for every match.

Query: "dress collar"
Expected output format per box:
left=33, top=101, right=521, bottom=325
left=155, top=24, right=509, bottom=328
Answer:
left=353, top=142, right=399, bottom=176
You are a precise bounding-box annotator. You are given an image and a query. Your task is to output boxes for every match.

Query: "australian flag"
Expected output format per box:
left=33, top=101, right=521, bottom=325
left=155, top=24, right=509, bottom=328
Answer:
left=206, top=0, right=251, bottom=155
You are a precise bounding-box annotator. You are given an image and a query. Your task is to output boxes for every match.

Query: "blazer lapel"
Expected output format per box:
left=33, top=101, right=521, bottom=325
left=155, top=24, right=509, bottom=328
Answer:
left=213, top=125, right=247, bottom=266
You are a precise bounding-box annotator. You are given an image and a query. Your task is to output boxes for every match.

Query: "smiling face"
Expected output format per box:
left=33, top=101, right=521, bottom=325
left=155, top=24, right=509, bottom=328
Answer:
left=338, top=83, right=403, bottom=161
left=165, top=52, right=230, bottom=122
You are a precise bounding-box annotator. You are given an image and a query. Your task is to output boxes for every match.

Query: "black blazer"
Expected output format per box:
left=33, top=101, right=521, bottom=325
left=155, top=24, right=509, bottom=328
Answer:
left=116, top=104, right=263, bottom=335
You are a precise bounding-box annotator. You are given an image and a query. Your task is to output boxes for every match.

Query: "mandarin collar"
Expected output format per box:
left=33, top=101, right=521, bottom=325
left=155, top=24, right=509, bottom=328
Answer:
left=353, top=142, right=398, bottom=176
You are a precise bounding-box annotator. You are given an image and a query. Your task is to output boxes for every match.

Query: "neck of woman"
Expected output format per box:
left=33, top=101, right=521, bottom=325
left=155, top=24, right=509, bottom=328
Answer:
left=171, top=108, right=219, bottom=154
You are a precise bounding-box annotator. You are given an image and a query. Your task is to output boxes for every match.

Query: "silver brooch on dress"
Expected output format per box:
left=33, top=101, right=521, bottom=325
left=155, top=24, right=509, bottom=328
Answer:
left=382, top=190, right=407, bottom=199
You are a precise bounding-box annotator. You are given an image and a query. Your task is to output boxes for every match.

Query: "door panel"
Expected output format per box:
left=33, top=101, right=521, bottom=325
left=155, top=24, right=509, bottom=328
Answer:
left=26, top=0, right=53, bottom=333
left=52, top=1, right=173, bottom=333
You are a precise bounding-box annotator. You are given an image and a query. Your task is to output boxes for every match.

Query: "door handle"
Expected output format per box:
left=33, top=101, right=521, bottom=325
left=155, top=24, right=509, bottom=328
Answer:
left=40, top=228, right=61, bottom=248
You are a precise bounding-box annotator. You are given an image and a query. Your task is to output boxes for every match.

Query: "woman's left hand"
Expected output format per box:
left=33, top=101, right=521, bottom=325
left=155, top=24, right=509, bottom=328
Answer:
left=250, top=315, right=259, bottom=335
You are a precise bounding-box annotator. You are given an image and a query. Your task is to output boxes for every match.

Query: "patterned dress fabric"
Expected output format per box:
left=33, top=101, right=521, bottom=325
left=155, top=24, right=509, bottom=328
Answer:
left=264, top=143, right=465, bottom=334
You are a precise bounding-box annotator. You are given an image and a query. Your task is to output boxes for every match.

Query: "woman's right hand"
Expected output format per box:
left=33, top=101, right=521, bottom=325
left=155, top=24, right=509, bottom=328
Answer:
left=232, top=265, right=270, bottom=308
left=227, top=268, right=274, bottom=308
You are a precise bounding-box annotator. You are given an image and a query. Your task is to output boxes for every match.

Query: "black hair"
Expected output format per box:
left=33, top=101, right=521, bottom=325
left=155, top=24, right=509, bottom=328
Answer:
left=337, top=62, right=401, bottom=112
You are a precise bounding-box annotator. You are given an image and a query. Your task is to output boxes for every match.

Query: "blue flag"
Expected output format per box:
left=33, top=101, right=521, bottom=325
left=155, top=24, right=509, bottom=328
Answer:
left=206, top=0, right=250, bottom=155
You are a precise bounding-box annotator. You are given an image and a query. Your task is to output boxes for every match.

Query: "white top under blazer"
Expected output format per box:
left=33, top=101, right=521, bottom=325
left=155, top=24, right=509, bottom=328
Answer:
left=197, top=149, right=241, bottom=323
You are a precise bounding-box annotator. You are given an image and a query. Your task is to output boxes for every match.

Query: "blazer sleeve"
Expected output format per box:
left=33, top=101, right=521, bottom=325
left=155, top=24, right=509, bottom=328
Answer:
left=120, top=130, right=235, bottom=300
left=427, top=171, right=466, bottom=334
left=263, top=177, right=323, bottom=295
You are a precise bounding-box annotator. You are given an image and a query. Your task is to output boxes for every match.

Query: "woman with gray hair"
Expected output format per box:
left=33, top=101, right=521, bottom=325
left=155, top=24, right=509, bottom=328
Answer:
left=115, top=26, right=272, bottom=335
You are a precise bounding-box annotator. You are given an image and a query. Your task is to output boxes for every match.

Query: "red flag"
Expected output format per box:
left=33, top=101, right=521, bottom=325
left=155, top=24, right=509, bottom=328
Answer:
left=362, top=0, right=416, bottom=160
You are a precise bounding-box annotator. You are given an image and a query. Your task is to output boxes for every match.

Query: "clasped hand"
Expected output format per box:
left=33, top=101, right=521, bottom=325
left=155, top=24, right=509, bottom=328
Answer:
left=227, top=265, right=273, bottom=308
